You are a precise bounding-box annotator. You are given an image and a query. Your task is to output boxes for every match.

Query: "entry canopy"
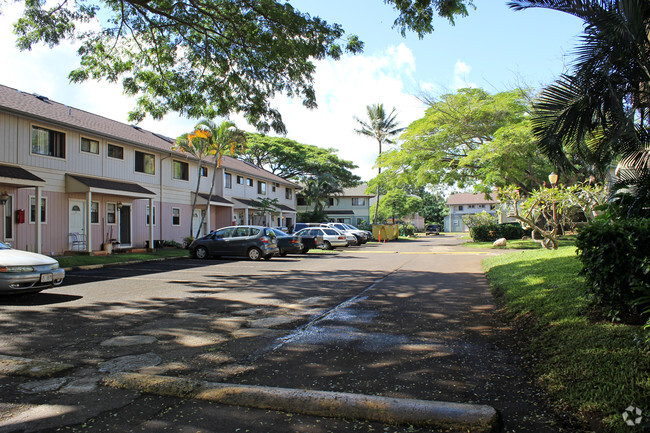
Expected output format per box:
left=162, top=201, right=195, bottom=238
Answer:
left=0, top=163, right=45, bottom=187
left=66, top=174, right=156, bottom=198
left=195, top=192, right=234, bottom=207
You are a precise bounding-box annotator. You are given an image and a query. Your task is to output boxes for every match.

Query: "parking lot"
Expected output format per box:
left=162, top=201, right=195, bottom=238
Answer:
left=0, top=236, right=568, bottom=432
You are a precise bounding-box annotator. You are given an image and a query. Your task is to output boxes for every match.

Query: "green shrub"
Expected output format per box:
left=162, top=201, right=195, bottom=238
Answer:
left=399, top=224, right=416, bottom=237
left=462, top=211, right=496, bottom=228
left=575, top=219, right=650, bottom=318
left=470, top=223, right=526, bottom=242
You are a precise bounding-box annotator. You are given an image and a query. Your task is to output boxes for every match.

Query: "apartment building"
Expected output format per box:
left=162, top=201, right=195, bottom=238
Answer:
left=444, top=192, right=499, bottom=232
left=296, top=184, right=374, bottom=226
left=0, top=84, right=298, bottom=255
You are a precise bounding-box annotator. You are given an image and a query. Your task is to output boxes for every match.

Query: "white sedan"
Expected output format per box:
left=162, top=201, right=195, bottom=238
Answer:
left=294, top=227, right=348, bottom=250
left=0, top=241, right=65, bottom=294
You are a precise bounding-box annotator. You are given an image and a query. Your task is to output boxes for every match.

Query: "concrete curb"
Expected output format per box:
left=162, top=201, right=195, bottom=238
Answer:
left=0, top=355, right=74, bottom=378
left=103, top=372, right=499, bottom=431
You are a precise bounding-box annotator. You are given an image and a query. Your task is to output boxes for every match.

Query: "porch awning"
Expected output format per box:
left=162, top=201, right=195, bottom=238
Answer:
left=0, top=163, right=45, bottom=187
left=325, top=210, right=355, bottom=215
left=196, top=193, right=234, bottom=207
left=66, top=174, right=156, bottom=198
left=231, top=197, right=262, bottom=209
left=275, top=203, right=296, bottom=212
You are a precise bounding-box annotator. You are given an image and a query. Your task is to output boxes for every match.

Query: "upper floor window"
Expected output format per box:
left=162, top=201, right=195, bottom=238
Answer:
left=225, top=172, right=232, bottom=189
left=31, top=126, right=65, bottom=159
left=81, top=137, right=99, bottom=154
left=297, top=196, right=306, bottom=206
left=237, top=175, right=244, bottom=185
left=173, top=160, right=189, bottom=180
left=107, top=144, right=124, bottom=160
left=351, top=198, right=366, bottom=206
left=135, top=151, right=155, bottom=175
left=468, top=204, right=475, bottom=209
left=458, top=205, right=464, bottom=211
left=328, top=198, right=335, bottom=206
left=285, top=188, right=293, bottom=200
left=246, top=178, right=253, bottom=187
left=200, top=166, right=208, bottom=177
left=258, top=181, right=266, bottom=195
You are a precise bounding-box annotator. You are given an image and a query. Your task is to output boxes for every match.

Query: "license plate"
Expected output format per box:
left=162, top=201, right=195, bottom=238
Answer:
left=40, top=273, right=53, bottom=283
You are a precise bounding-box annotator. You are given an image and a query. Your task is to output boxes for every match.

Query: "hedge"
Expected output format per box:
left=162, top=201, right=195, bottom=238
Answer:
left=469, top=223, right=526, bottom=242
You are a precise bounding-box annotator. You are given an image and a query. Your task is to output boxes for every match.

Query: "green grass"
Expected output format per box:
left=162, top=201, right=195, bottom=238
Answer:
left=466, top=236, right=576, bottom=249
left=483, top=247, right=650, bottom=432
left=56, top=248, right=189, bottom=268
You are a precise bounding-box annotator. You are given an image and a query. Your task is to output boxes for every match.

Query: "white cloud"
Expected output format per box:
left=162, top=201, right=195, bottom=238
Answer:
left=453, top=60, right=477, bottom=90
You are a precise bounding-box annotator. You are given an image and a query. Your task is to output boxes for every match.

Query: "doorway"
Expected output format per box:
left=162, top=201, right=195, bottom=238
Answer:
left=69, top=200, right=86, bottom=234
left=119, top=204, right=131, bottom=246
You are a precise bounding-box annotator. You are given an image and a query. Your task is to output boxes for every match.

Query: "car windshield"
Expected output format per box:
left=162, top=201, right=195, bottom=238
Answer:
left=333, top=224, right=346, bottom=231
left=0, top=241, right=9, bottom=249
left=346, top=224, right=360, bottom=230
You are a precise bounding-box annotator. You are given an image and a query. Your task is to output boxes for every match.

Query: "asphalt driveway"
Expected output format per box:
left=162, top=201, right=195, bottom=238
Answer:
left=0, top=236, right=577, bottom=432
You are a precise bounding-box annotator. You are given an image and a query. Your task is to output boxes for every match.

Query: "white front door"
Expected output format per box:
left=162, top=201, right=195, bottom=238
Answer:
left=69, top=200, right=86, bottom=235
left=192, top=209, right=206, bottom=238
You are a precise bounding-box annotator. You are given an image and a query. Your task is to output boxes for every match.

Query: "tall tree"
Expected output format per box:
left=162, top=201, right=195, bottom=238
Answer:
left=191, top=119, right=246, bottom=238
left=377, top=88, right=553, bottom=194
left=301, top=174, right=344, bottom=214
left=237, top=134, right=360, bottom=187
left=355, top=103, right=404, bottom=223
left=9, top=0, right=473, bottom=132
left=509, top=0, right=650, bottom=214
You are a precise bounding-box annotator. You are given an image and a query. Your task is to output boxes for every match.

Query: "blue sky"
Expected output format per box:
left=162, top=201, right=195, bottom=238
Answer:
left=0, top=1, right=585, bottom=181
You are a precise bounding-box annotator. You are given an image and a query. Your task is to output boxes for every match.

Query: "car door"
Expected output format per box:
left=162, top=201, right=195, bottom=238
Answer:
left=229, top=226, right=251, bottom=255
left=210, top=227, right=234, bottom=254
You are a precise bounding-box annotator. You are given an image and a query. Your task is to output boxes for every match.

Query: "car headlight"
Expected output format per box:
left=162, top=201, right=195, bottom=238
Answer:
left=0, top=266, right=36, bottom=273
left=50, top=263, right=60, bottom=270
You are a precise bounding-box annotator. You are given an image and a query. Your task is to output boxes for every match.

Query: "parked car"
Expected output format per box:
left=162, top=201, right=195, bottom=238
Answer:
left=324, top=223, right=371, bottom=244
left=425, top=224, right=440, bottom=235
left=344, top=223, right=373, bottom=242
left=0, top=241, right=65, bottom=294
left=297, top=230, right=324, bottom=254
left=294, top=227, right=348, bottom=250
left=269, top=228, right=303, bottom=256
left=189, top=225, right=279, bottom=260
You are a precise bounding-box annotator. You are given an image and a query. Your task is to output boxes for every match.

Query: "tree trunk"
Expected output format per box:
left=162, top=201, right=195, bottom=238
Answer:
left=189, top=160, right=203, bottom=238
left=373, top=138, right=382, bottom=224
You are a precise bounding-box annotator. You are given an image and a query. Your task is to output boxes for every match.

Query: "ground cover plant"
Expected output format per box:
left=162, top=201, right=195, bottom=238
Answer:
left=483, top=247, right=650, bottom=432
left=56, top=249, right=189, bottom=268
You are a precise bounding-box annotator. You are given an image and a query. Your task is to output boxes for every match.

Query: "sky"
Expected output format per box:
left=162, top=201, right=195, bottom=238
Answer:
left=0, top=1, right=585, bottom=181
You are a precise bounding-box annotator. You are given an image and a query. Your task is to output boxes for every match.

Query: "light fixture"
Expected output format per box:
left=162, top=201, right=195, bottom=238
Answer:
left=0, top=192, right=9, bottom=205
left=548, top=172, right=559, bottom=187
left=117, top=202, right=123, bottom=209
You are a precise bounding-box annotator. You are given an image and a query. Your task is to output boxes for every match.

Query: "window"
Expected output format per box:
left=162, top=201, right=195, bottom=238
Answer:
left=29, top=196, right=47, bottom=223
left=285, top=188, right=293, bottom=200
left=214, top=227, right=234, bottom=238
left=81, top=137, right=99, bottom=154
left=297, top=196, right=306, bottom=206
left=272, top=182, right=278, bottom=192
left=328, top=198, right=335, bottom=206
left=172, top=160, right=189, bottom=180
left=237, top=175, right=244, bottom=185
left=31, top=126, right=65, bottom=158
left=107, top=144, right=124, bottom=159
left=91, top=201, right=99, bottom=224
left=352, top=198, right=366, bottom=206
left=172, top=208, right=181, bottom=226
left=200, top=166, right=208, bottom=177
left=458, top=205, right=464, bottom=211
left=107, top=203, right=116, bottom=224
left=258, top=181, right=266, bottom=195
left=468, top=205, right=475, bottom=209
left=146, top=205, right=156, bottom=226
left=135, top=151, right=155, bottom=174
left=232, top=227, right=250, bottom=237
left=225, top=172, right=232, bottom=189
left=246, top=178, right=253, bottom=187
left=4, top=195, right=12, bottom=239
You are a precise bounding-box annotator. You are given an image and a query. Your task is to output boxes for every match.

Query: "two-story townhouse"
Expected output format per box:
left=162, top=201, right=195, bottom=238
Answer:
left=0, top=83, right=297, bottom=254
left=444, top=192, right=499, bottom=232
left=219, top=157, right=300, bottom=229
left=296, top=184, right=374, bottom=226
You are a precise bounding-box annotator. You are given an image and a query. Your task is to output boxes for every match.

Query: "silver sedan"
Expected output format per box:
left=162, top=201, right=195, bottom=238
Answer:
left=0, top=241, right=65, bottom=294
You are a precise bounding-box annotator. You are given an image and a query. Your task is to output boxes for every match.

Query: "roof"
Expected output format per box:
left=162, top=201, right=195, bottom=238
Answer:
left=447, top=192, right=498, bottom=205
left=0, top=163, right=44, bottom=183
left=342, top=183, right=375, bottom=197
left=197, top=193, right=233, bottom=205
left=67, top=174, right=156, bottom=195
left=325, top=210, right=355, bottom=215
left=275, top=203, right=296, bottom=212
left=0, top=84, right=300, bottom=189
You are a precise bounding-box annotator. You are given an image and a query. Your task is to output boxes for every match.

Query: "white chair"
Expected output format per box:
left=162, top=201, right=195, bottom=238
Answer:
left=69, top=232, right=87, bottom=251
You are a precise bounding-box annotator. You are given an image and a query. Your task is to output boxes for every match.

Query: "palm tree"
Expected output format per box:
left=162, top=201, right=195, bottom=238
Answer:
left=355, top=104, right=404, bottom=223
left=508, top=1, right=650, bottom=215
left=301, top=174, right=343, bottom=216
left=173, top=129, right=212, bottom=238
left=193, top=119, right=247, bottom=237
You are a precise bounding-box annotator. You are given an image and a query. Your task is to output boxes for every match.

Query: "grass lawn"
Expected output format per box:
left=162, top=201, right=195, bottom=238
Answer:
left=56, top=248, right=189, bottom=268
left=466, top=236, right=576, bottom=249
left=483, top=247, right=650, bottom=432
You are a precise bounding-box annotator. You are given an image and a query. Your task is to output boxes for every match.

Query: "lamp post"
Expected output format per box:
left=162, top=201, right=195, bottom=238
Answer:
left=548, top=172, right=559, bottom=234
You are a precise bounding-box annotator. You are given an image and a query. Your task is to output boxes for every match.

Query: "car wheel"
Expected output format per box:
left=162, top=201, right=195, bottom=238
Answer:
left=195, top=246, right=209, bottom=259
left=247, top=247, right=262, bottom=261
left=300, top=248, right=309, bottom=254
left=323, top=241, right=332, bottom=250
left=280, top=251, right=288, bottom=257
